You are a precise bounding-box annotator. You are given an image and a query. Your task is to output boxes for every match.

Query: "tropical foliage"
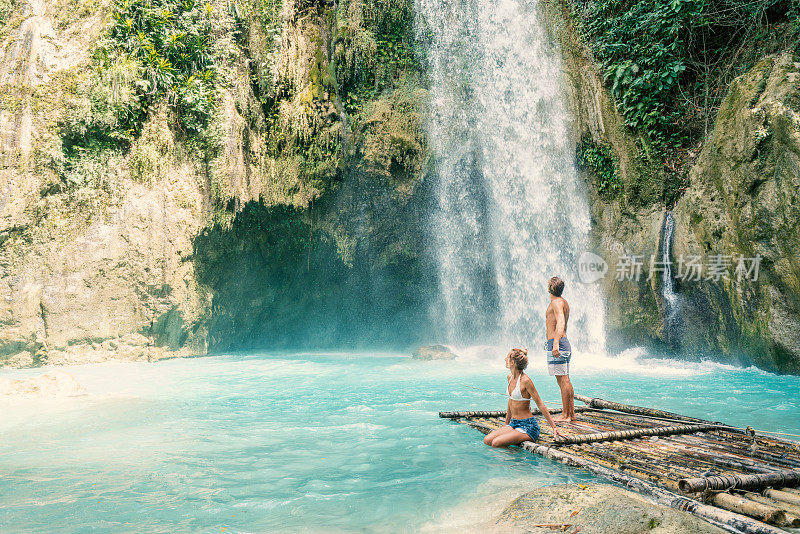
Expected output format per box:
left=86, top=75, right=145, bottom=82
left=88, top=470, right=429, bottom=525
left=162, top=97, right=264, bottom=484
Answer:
left=575, top=0, right=799, bottom=147
left=108, top=0, right=221, bottom=137
left=576, top=137, right=621, bottom=200
left=573, top=0, right=799, bottom=207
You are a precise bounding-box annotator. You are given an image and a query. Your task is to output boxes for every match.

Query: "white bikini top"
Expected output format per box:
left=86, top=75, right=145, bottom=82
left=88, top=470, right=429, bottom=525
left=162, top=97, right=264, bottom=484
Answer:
left=508, top=374, right=531, bottom=402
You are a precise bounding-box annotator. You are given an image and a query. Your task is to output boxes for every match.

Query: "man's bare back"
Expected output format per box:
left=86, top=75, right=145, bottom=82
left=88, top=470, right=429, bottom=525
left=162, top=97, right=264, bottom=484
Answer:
left=546, top=297, right=570, bottom=340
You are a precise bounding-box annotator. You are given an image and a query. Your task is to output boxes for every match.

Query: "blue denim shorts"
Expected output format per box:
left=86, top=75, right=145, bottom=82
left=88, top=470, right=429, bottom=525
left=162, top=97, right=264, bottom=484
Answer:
left=509, top=417, right=540, bottom=441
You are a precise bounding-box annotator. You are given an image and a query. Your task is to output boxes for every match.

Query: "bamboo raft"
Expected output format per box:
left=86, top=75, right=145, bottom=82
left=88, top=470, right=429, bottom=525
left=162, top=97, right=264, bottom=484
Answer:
left=441, top=394, right=800, bottom=534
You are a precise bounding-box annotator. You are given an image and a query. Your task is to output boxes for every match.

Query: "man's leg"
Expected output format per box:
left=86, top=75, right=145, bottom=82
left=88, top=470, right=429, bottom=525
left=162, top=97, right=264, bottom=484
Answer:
left=554, top=375, right=576, bottom=422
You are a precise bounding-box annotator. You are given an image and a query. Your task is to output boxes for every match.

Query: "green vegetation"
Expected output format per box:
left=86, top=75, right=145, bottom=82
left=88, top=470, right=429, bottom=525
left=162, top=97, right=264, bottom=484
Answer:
left=576, top=136, right=621, bottom=200
left=108, top=0, right=221, bottom=138
left=576, top=0, right=799, bottom=145
left=52, top=0, right=233, bottom=194
left=572, top=0, right=800, bottom=205
left=42, top=0, right=424, bottom=211
left=336, top=0, right=420, bottom=114
left=0, top=0, right=17, bottom=27
left=231, top=0, right=424, bottom=204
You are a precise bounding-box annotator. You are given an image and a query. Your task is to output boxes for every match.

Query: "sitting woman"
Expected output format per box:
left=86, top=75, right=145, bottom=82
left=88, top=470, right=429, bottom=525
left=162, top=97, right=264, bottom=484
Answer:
left=484, top=348, right=561, bottom=447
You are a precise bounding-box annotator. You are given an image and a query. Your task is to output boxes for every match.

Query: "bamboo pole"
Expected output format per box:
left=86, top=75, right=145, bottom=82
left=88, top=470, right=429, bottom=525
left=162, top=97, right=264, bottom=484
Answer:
left=676, top=433, right=800, bottom=470
left=763, top=488, right=800, bottom=507
left=745, top=494, right=800, bottom=526
left=439, top=410, right=507, bottom=419
left=574, top=394, right=710, bottom=424
left=576, top=394, right=800, bottom=451
left=782, top=487, right=800, bottom=496
left=679, top=470, right=800, bottom=493
left=709, top=493, right=786, bottom=526
left=554, top=424, right=718, bottom=445
left=439, top=406, right=591, bottom=419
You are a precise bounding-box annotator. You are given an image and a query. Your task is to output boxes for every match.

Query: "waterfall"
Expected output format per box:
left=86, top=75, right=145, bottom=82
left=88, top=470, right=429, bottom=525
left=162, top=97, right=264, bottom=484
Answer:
left=416, top=0, right=605, bottom=352
left=660, top=211, right=682, bottom=346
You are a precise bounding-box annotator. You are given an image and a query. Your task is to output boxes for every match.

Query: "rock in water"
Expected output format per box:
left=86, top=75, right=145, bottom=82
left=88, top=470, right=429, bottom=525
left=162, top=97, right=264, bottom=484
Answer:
left=412, top=345, right=458, bottom=360
left=0, top=371, right=86, bottom=398
left=492, top=484, right=725, bottom=533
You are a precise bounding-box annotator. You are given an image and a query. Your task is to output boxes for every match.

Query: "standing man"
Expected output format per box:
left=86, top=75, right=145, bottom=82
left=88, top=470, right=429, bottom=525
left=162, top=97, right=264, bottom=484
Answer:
left=545, top=276, right=576, bottom=422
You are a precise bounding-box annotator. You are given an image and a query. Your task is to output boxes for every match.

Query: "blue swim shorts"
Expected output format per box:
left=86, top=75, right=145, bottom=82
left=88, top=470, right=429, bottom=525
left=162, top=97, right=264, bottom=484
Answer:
left=509, top=417, right=540, bottom=441
left=545, top=338, right=572, bottom=376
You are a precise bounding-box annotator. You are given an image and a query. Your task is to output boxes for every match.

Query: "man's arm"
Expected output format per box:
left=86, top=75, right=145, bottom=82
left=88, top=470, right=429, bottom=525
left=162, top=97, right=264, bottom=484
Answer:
left=552, top=301, right=566, bottom=358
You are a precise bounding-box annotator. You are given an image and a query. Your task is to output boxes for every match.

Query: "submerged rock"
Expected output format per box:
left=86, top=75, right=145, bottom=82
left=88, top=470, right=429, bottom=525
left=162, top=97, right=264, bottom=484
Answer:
left=0, top=370, right=86, bottom=397
left=412, top=344, right=458, bottom=360
left=491, top=484, right=725, bottom=534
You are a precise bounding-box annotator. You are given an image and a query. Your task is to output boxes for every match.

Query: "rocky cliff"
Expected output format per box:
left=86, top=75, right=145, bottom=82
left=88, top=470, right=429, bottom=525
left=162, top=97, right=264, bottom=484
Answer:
left=2, top=0, right=799, bottom=373
left=673, top=53, right=800, bottom=373
left=0, top=0, right=430, bottom=367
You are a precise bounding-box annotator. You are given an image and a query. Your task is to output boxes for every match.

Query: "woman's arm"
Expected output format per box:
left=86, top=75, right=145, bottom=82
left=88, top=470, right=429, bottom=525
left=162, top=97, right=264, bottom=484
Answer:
left=525, top=379, right=561, bottom=438
left=505, top=398, right=511, bottom=425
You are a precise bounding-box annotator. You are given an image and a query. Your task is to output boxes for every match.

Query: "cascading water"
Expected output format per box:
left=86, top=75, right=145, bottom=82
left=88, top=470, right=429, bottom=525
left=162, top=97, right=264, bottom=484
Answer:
left=416, top=0, right=605, bottom=352
left=660, top=211, right=682, bottom=345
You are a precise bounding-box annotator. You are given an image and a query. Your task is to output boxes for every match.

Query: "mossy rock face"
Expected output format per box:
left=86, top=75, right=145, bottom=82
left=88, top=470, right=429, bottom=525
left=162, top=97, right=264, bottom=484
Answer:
left=1, top=0, right=431, bottom=366
left=673, top=53, right=800, bottom=373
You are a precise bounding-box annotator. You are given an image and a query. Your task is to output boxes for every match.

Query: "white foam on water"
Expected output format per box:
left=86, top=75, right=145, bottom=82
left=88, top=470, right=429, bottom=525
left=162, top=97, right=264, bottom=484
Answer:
left=443, top=343, right=774, bottom=378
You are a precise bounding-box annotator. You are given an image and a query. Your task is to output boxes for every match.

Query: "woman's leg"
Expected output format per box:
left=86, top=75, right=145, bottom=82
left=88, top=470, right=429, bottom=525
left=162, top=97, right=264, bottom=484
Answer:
left=483, top=425, right=515, bottom=445
left=490, top=429, right=532, bottom=448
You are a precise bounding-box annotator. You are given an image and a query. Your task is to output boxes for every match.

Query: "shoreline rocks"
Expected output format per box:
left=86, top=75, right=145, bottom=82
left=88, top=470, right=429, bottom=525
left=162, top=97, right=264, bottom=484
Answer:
left=489, top=483, right=726, bottom=533
left=1, top=333, right=195, bottom=369
left=0, top=370, right=86, bottom=397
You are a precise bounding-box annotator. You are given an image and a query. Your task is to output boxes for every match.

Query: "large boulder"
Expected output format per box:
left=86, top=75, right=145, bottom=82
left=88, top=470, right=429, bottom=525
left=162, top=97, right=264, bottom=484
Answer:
left=491, top=484, right=726, bottom=534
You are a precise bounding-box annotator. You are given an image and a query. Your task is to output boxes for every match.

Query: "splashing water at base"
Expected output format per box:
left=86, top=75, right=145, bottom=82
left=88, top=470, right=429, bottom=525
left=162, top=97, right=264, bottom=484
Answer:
left=1, top=351, right=798, bottom=532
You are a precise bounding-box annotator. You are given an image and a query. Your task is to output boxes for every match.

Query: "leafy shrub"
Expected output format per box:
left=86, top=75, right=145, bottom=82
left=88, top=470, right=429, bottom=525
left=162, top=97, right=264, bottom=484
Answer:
left=335, top=0, right=420, bottom=113
left=0, top=0, right=17, bottom=28
left=61, top=56, right=142, bottom=155
left=575, top=0, right=800, bottom=147
left=576, top=136, right=621, bottom=200
left=573, top=0, right=799, bottom=208
left=109, top=0, right=220, bottom=137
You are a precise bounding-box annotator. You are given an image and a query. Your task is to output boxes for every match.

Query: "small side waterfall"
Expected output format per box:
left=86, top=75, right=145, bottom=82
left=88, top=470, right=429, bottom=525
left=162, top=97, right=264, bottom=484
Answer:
left=660, top=211, right=682, bottom=346
left=416, top=0, right=606, bottom=351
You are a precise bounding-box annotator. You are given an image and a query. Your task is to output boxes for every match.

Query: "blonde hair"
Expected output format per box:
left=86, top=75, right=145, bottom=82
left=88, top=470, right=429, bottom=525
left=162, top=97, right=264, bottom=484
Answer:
left=507, top=348, right=528, bottom=371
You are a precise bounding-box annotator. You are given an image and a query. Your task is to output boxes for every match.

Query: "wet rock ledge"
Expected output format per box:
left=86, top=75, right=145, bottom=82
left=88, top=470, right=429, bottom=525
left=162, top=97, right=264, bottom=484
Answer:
left=489, top=484, right=725, bottom=534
